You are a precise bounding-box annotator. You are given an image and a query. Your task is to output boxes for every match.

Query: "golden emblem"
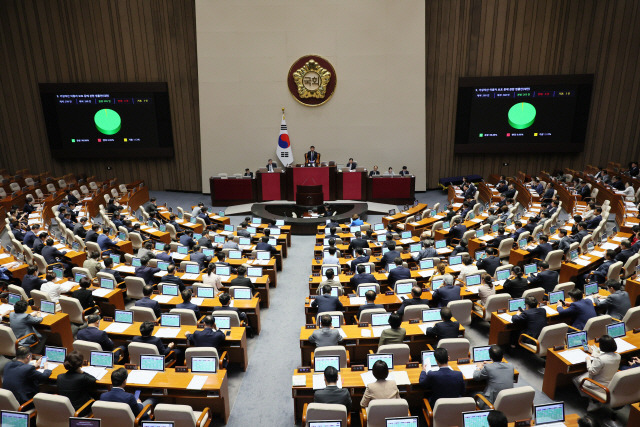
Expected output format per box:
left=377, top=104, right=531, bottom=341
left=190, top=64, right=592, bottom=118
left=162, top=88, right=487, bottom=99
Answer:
left=292, top=59, right=332, bottom=99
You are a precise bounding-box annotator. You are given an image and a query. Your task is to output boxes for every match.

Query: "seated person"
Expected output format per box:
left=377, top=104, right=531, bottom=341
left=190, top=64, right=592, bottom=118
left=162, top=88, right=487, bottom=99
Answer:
left=430, top=275, right=461, bottom=308
left=229, top=265, right=254, bottom=292
left=161, top=263, right=185, bottom=291
left=132, top=321, right=182, bottom=365
left=350, top=213, right=363, bottom=226
left=185, top=315, right=226, bottom=352
left=72, top=276, right=96, bottom=312
left=458, top=254, right=478, bottom=282
left=323, top=247, right=340, bottom=265
left=579, top=250, right=615, bottom=287
left=397, top=286, right=424, bottom=315
left=425, top=307, right=460, bottom=340
left=511, top=296, right=547, bottom=346
left=595, top=280, right=631, bottom=320
left=350, top=247, right=370, bottom=272
left=21, top=265, right=45, bottom=297
left=309, top=313, right=343, bottom=347
left=318, top=268, right=342, bottom=292
left=557, top=288, right=597, bottom=330
left=350, top=263, right=378, bottom=287
left=314, top=366, right=351, bottom=411
left=2, top=346, right=51, bottom=404
left=360, top=360, right=400, bottom=408
left=345, top=158, right=357, bottom=170
left=528, top=235, right=553, bottom=260
left=256, top=235, right=277, bottom=255
left=572, top=334, right=620, bottom=411
left=378, top=312, right=406, bottom=346
left=312, top=284, right=344, bottom=313
left=177, top=289, right=200, bottom=319
left=100, top=368, right=155, bottom=419
left=56, top=351, right=99, bottom=410
left=222, top=235, right=239, bottom=250
left=419, top=347, right=465, bottom=407
left=10, top=300, right=45, bottom=354
left=412, top=239, right=437, bottom=261
left=502, top=266, right=528, bottom=299
left=387, top=257, right=411, bottom=286
left=78, top=314, right=125, bottom=358
left=243, top=168, right=253, bottom=178
left=527, top=261, right=558, bottom=294
left=357, top=290, right=384, bottom=318
left=135, top=256, right=161, bottom=285
left=473, top=345, right=514, bottom=408
left=101, top=256, right=124, bottom=283
left=135, top=285, right=161, bottom=318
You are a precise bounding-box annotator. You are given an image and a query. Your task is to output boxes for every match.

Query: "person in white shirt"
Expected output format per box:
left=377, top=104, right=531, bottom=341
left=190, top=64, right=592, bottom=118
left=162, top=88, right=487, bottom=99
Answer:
left=201, top=263, right=222, bottom=293
left=623, top=181, right=636, bottom=202
left=40, top=271, right=74, bottom=302
left=573, top=334, right=620, bottom=411
left=191, top=202, right=204, bottom=218
left=323, top=247, right=340, bottom=265
left=457, top=254, right=479, bottom=282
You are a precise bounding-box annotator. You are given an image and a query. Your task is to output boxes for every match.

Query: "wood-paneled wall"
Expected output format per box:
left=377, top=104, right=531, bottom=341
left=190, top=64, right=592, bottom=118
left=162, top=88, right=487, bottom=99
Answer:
left=425, top=0, right=640, bottom=187
left=0, top=0, right=201, bottom=191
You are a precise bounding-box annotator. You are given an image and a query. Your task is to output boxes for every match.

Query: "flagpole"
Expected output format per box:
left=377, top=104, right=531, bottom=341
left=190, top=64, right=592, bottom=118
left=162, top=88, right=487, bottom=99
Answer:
left=282, top=107, right=285, bottom=119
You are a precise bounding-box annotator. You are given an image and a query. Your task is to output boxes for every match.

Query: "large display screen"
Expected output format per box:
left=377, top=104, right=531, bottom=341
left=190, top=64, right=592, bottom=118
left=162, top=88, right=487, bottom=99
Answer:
left=454, top=75, right=593, bottom=154
left=39, top=82, right=174, bottom=159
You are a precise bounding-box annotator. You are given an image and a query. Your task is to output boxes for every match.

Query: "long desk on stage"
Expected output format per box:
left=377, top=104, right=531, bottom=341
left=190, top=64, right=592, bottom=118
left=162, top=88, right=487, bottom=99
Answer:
left=256, top=169, right=287, bottom=201
left=209, top=176, right=256, bottom=205
left=337, top=169, right=367, bottom=200
left=368, top=176, right=415, bottom=204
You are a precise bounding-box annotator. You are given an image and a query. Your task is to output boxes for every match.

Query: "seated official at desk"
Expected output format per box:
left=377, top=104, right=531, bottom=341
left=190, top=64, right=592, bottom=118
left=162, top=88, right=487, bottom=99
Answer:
left=557, top=289, right=597, bottom=330
left=397, top=286, right=424, bottom=315
left=388, top=257, right=411, bottom=287
left=78, top=314, right=125, bottom=358
left=419, top=348, right=465, bottom=407
left=100, top=368, right=155, bottom=420
left=502, top=266, right=528, bottom=299
left=399, top=166, right=410, bottom=176
left=369, top=165, right=380, bottom=177
left=361, top=360, right=400, bottom=408
left=358, top=290, right=384, bottom=317
left=595, top=280, right=631, bottom=320
left=478, top=275, right=496, bottom=306
left=379, top=312, right=406, bottom=346
left=177, top=289, right=201, bottom=319
left=318, top=269, right=342, bottom=293
left=229, top=265, right=255, bottom=292
left=135, top=285, right=162, bottom=318
left=578, top=250, right=616, bottom=288
left=305, top=145, right=320, bottom=166
left=266, top=158, right=276, bottom=172
left=458, top=254, right=479, bottom=282
left=412, top=239, right=437, bottom=261
left=21, top=265, right=45, bottom=297
left=137, top=242, right=155, bottom=261
left=511, top=296, right=547, bottom=346
left=430, top=275, right=461, bottom=308
left=10, top=300, right=46, bottom=354
left=312, top=284, right=344, bottom=314
left=528, top=235, right=553, bottom=260
left=161, top=264, right=185, bottom=291
left=185, top=315, right=226, bottom=352
left=350, top=214, right=363, bottom=226
left=132, top=321, right=183, bottom=365
left=473, top=345, right=514, bottom=408
left=314, top=366, right=352, bottom=411
left=243, top=168, right=254, bottom=178
left=323, top=246, right=340, bottom=265
left=135, top=256, right=161, bottom=285
left=425, top=307, right=460, bottom=340
left=350, top=264, right=379, bottom=287
left=527, top=261, right=558, bottom=294
left=346, top=158, right=357, bottom=170
left=213, top=292, right=248, bottom=324
left=2, top=346, right=52, bottom=404
left=309, top=314, right=343, bottom=347
left=57, top=351, right=99, bottom=411
left=350, top=247, right=370, bottom=272
left=72, top=277, right=96, bottom=312
left=572, top=334, right=620, bottom=412
left=476, top=248, right=501, bottom=276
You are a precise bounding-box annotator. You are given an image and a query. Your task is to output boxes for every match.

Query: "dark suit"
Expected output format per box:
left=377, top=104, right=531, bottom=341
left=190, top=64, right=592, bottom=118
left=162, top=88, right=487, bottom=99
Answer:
left=41, top=245, right=66, bottom=264
left=23, top=231, right=36, bottom=248
left=616, top=249, right=635, bottom=265
left=142, top=201, right=159, bottom=215
left=357, top=303, right=384, bottom=317
left=311, top=294, right=344, bottom=313
left=190, top=251, right=211, bottom=269
left=350, top=273, right=378, bottom=287
left=100, top=387, right=145, bottom=418
left=596, top=290, right=631, bottom=320
left=350, top=255, right=370, bottom=272
left=71, top=288, right=95, bottom=311
left=528, top=270, right=559, bottom=293
left=77, top=326, right=115, bottom=351
left=431, top=284, right=461, bottom=308
left=197, top=237, right=213, bottom=249
left=511, top=307, right=547, bottom=340
left=586, top=215, right=602, bottom=230
left=160, top=274, right=185, bottom=292
left=397, top=297, right=424, bottom=315
left=177, top=301, right=200, bottom=319
left=388, top=267, right=411, bottom=286
left=229, top=276, right=254, bottom=292
left=85, top=230, right=99, bottom=243
left=529, top=242, right=553, bottom=260
left=503, top=277, right=528, bottom=299
left=179, top=234, right=196, bottom=249
left=449, top=224, right=467, bottom=242
left=589, top=260, right=614, bottom=284
left=102, top=268, right=124, bottom=283
left=266, top=163, right=275, bottom=172
left=156, top=252, right=175, bottom=265
left=197, top=212, right=212, bottom=226
left=306, top=150, right=319, bottom=164
left=135, top=297, right=161, bottom=318
left=369, top=170, right=380, bottom=177
left=504, top=188, right=516, bottom=199
left=557, top=298, right=597, bottom=330
left=477, top=256, right=501, bottom=276
left=314, top=385, right=352, bottom=411
left=21, top=274, right=45, bottom=297
left=32, top=238, right=44, bottom=254
left=419, top=367, right=465, bottom=407
left=570, top=229, right=588, bottom=243
left=57, top=371, right=98, bottom=409
left=487, top=235, right=509, bottom=248
left=133, top=335, right=172, bottom=356
left=135, top=266, right=160, bottom=285
left=256, top=242, right=276, bottom=255
left=97, top=234, right=117, bottom=251
left=381, top=250, right=401, bottom=267
left=2, top=360, right=51, bottom=403
left=187, top=327, right=225, bottom=351
left=73, top=223, right=87, bottom=238
left=426, top=320, right=461, bottom=340
left=349, top=239, right=368, bottom=254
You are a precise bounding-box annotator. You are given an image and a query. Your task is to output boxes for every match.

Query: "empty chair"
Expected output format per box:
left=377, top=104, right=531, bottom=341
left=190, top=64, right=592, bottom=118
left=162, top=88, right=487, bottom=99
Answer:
left=377, top=344, right=410, bottom=365
left=545, top=250, right=564, bottom=271
left=447, top=299, right=472, bottom=326
left=58, top=296, right=90, bottom=326
left=91, top=400, right=147, bottom=426
left=361, top=398, right=409, bottom=427
left=358, top=308, right=387, bottom=324
left=437, top=338, right=470, bottom=360
left=46, top=183, right=56, bottom=193
left=0, top=388, right=34, bottom=418
left=33, top=393, right=90, bottom=427
left=58, top=179, right=67, bottom=188
left=473, top=293, right=511, bottom=322
left=170, top=308, right=199, bottom=325
left=185, top=347, right=226, bottom=371
left=606, top=261, right=623, bottom=281
left=423, top=397, right=476, bottom=427
left=622, top=306, right=640, bottom=329
left=0, top=324, right=37, bottom=357
left=492, top=386, right=535, bottom=422
left=129, top=232, right=146, bottom=252
left=130, top=306, right=157, bottom=323
left=154, top=403, right=211, bottom=427
left=128, top=342, right=174, bottom=367
left=578, top=366, right=640, bottom=409
left=584, top=315, right=612, bottom=341
left=518, top=323, right=569, bottom=358
left=497, top=238, right=514, bottom=259
left=623, top=254, right=640, bottom=279
left=30, top=289, right=50, bottom=309
left=302, top=403, right=348, bottom=427
left=124, top=276, right=146, bottom=300
left=119, top=184, right=128, bottom=194
left=522, top=287, right=545, bottom=303
left=85, top=241, right=102, bottom=255
left=401, top=304, right=430, bottom=322
left=313, top=345, right=349, bottom=368
left=8, top=284, right=29, bottom=302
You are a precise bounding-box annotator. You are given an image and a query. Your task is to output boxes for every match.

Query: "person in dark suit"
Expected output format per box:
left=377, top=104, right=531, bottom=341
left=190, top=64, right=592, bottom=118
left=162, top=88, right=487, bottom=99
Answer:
left=527, top=261, right=559, bottom=294
left=570, top=222, right=589, bottom=244
left=397, top=286, right=424, bottom=315
left=348, top=231, right=368, bottom=253
left=177, top=289, right=200, bottom=319
left=350, top=247, right=371, bottom=272
left=179, top=230, right=197, bottom=250
left=160, top=264, right=185, bottom=292
left=41, top=237, right=70, bottom=271
left=56, top=351, right=98, bottom=410
left=21, top=265, right=45, bottom=297
left=357, top=290, right=384, bottom=317
left=611, top=176, right=625, bottom=190
left=142, top=197, right=159, bottom=216
left=305, top=145, right=320, bottom=166
left=504, top=184, right=517, bottom=199
left=399, top=166, right=410, bottom=176
left=243, top=168, right=254, bottom=178
left=155, top=244, right=175, bottom=265
left=502, top=266, right=528, bottom=299
left=197, top=207, right=212, bottom=226
left=579, top=249, right=615, bottom=287
left=511, top=296, right=547, bottom=346
left=369, top=165, right=381, bottom=177
left=425, top=307, right=460, bottom=340
left=616, top=240, right=635, bottom=264
left=314, top=366, right=352, bottom=411
left=97, top=232, right=119, bottom=253
left=380, top=242, right=401, bottom=268
left=185, top=315, right=225, bottom=351
left=32, top=232, right=47, bottom=255
left=448, top=218, right=467, bottom=246
left=595, top=280, right=631, bottom=320
left=345, top=158, right=357, bottom=170
left=73, top=217, right=88, bottom=239
left=477, top=248, right=501, bottom=276
left=85, top=224, right=100, bottom=243
left=189, top=245, right=210, bottom=269
left=135, top=256, right=161, bottom=285
left=629, top=162, right=640, bottom=177
left=72, top=277, right=95, bottom=312
left=23, top=224, right=38, bottom=248
left=419, top=348, right=465, bottom=407
left=528, top=235, right=553, bottom=260
left=10, top=221, right=26, bottom=242
left=586, top=208, right=603, bottom=230
left=312, top=284, right=344, bottom=313
left=2, top=346, right=52, bottom=404
left=486, top=228, right=509, bottom=248
left=100, top=368, right=155, bottom=419
left=229, top=265, right=254, bottom=292
left=135, top=285, right=162, bottom=318
left=387, top=257, right=411, bottom=286
left=266, top=158, right=276, bottom=172
left=542, top=183, right=554, bottom=200
left=133, top=321, right=182, bottom=365
left=213, top=292, right=248, bottom=323
left=430, top=276, right=461, bottom=308
left=10, top=300, right=45, bottom=353
left=350, top=264, right=379, bottom=287
left=101, top=257, right=124, bottom=283
left=256, top=235, right=277, bottom=255
left=77, top=315, right=123, bottom=356
left=557, top=289, right=597, bottom=330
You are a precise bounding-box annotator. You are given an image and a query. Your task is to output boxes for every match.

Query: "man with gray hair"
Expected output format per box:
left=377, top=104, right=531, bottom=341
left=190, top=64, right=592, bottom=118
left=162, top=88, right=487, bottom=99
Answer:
left=431, top=274, right=461, bottom=307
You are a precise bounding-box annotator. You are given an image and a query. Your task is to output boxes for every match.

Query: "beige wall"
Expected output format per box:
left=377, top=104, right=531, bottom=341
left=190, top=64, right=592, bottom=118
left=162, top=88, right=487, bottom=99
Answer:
left=196, top=0, right=426, bottom=191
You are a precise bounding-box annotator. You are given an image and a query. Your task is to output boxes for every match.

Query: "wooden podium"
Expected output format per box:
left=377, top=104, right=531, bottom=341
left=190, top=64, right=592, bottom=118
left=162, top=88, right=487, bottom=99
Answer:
left=295, top=185, right=323, bottom=207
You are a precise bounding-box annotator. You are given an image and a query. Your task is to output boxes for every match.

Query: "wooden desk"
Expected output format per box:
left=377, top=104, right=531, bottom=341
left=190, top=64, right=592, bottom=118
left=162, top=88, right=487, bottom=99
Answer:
left=625, top=277, right=640, bottom=306
left=48, top=365, right=230, bottom=423
left=99, top=320, right=249, bottom=371
left=558, top=234, right=631, bottom=283
left=13, top=310, right=74, bottom=349
left=380, top=204, right=428, bottom=228
left=542, top=331, right=640, bottom=398
left=628, top=403, right=640, bottom=427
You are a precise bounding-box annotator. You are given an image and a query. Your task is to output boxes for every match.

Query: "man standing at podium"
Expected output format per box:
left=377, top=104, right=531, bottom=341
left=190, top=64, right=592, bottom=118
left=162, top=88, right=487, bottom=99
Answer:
left=306, top=145, right=320, bottom=166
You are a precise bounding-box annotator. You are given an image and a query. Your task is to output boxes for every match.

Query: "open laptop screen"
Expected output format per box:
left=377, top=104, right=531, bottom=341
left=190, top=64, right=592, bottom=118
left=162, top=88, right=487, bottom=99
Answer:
left=69, top=418, right=101, bottom=427
left=196, top=287, right=215, bottom=298
left=472, top=346, right=492, bottom=362
left=419, top=259, right=434, bottom=269
left=314, top=355, right=340, bottom=373
left=41, top=300, right=56, bottom=314
left=45, top=346, right=67, bottom=363
left=140, top=354, right=165, bottom=372
left=100, top=277, right=115, bottom=290
left=422, top=309, right=441, bottom=322
left=90, top=351, right=113, bottom=368
left=508, top=298, right=526, bottom=312
left=465, top=274, right=481, bottom=286
left=461, top=411, right=490, bottom=427
left=548, top=290, right=564, bottom=304
left=160, top=314, right=181, bottom=328
left=1, top=411, right=29, bottom=427
left=566, top=331, right=587, bottom=349
left=191, top=356, right=218, bottom=373
left=114, top=310, right=133, bottom=324
left=386, top=417, right=419, bottom=427
left=524, top=263, right=537, bottom=275
left=607, top=322, right=626, bottom=339
left=358, top=285, right=378, bottom=297
left=534, top=402, right=565, bottom=425
left=367, top=353, right=393, bottom=370
left=213, top=316, right=231, bottom=329
left=371, top=313, right=391, bottom=326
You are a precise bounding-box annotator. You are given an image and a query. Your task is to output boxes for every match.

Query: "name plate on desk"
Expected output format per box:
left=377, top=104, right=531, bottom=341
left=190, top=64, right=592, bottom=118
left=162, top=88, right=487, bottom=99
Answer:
left=103, top=317, right=113, bottom=322
left=125, top=364, right=137, bottom=370
left=305, top=324, right=317, bottom=329
left=553, top=345, right=565, bottom=351
left=497, top=309, right=506, bottom=314
left=409, top=319, right=420, bottom=324
left=457, top=358, right=470, bottom=364
left=197, top=323, right=205, bottom=329
left=175, top=366, right=188, bottom=373
left=351, top=365, right=364, bottom=372
left=406, top=362, right=420, bottom=369
left=514, top=420, right=531, bottom=427
left=308, top=295, right=318, bottom=300
left=358, top=322, right=369, bottom=328
left=385, top=291, right=394, bottom=296
left=298, top=367, right=311, bottom=373
left=634, top=328, right=640, bottom=334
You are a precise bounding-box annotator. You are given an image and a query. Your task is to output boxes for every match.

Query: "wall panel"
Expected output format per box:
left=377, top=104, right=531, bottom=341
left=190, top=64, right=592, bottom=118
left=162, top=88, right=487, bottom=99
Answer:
left=0, top=0, right=201, bottom=191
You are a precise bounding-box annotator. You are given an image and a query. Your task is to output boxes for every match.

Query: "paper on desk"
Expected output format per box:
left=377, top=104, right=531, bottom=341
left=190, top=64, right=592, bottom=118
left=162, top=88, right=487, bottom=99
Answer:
left=54, top=244, right=66, bottom=250
left=469, top=218, right=483, bottom=223
left=313, top=373, right=342, bottom=390
left=126, top=370, right=157, bottom=385
left=400, top=238, right=414, bottom=244
left=384, top=216, right=394, bottom=220
left=612, top=236, right=624, bottom=242
left=418, top=322, right=436, bottom=334
left=0, top=304, right=14, bottom=316
left=92, top=288, right=112, bottom=297
left=152, top=295, right=173, bottom=303
left=452, top=203, right=463, bottom=208
left=338, top=328, right=347, bottom=338
left=615, top=338, right=637, bottom=353
left=361, top=329, right=372, bottom=337
left=457, top=364, right=478, bottom=380
left=155, top=271, right=168, bottom=277
left=146, top=228, right=159, bottom=233
left=558, top=348, right=589, bottom=364
left=466, top=285, right=481, bottom=294
left=410, top=222, right=419, bottom=226
left=181, top=273, right=200, bottom=281
left=419, top=269, right=435, bottom=278
left=601, top=243, right=618, bottom=250
left=573, top=259, right=592, bottom=267
left=591, top=250, right=606, bottom=257
left=449, top=265, right=464, bottom=272
left=218, top=275, right=231, bottom=282
left=436, top=248, right=450, bottom=255
left=349, top=297, right=366, bottom=306
left=0, top=253, right=10, bottom=259
left=292, top=375, right=307, bottom=387
left=154, top=328, right=180, bottom=338
left=543, top=306, right=559, bottom=315
left=115, top=266, right=136, bottom=273
left=104, top=323, right=131, bottom=333
left=497, top=313, right=513, bottom=323
left=82, top=366, right=108, bottom=380
left=478, top=235, right=494, bottom=241
left=372, top=325, right=391, bottom=337
left=190, top=297, right=204, bottom=305
left=390, top=370, right=411, bottom=385
left=186, top=375, right=209, bottom=390
left=360, top=371, right=376, bottom=387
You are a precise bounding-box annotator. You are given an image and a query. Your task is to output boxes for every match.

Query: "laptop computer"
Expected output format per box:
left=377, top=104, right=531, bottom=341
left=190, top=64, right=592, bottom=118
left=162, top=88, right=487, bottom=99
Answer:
left=53, top=266, right=64, bottom=279
left=472, top=346, right=492, bottom=362
left=358, top=284, right=378, bottom=297
left=41, top=300, right=56, bottom=314
left=401, top=231, right=411, bottom=239
left=419, top=259, right=434, bottom=270
left=534, top=402, right=565, bottom=425
left=213, top=316, right=231, bottom=329
left=45, top=346, right=67, bottom=364
left=371, top=313, right=391, bottom=327
left=74, top=272, right=87, bottom=283
left=177, top=246, right=188, bottom=255
left=566, top=331, right=588, bottom=349
left=548, top=290, right=564, bottom=305
left=309, top=421, right=342, bottom=427
left=321, top=266, right=336, bottom=277
left=154, top=242, right=165, bottom=251
left=422, top=309, right=441, bottom=323
left=475, top=250, right=486, bottom=261
left=491, top=224, right=499, bottom=233
left=90, top=351, right=113, bottom=368
left=99, top=277, right=115, bottom=290
left=314, top=355, right=341, bottom=372
left=374, top=223, right=384, bottom=231
left=110, top=254, right=121, bottom=264
left=524, top=263, right=537, bottom=275
left=449, top=255, right=462, bottom=266
left=465, top=273, right=481, bottom=286
left=584, top=282, right=598, bottom=296
left=518, top=239, right=527, bottom=249
left=247, top=267, right=262, bottom=277
left=216, top=266, right=231, bottom=276
left=157, top=261, right=170, bottom=271
left=214, top=235, right=225, bottom=244
left=386, top=416, right=419, bottom=427
left=69, top=418, right=101, bottom=427
left=461, top=410, right=491, bottom=427
left=607, top=322, right=626, bottom=339
left=569, top=249, right=579, bottom=262
left=246, top=227, right=257, bottom=234
left=228, top=250, right=242, bottom=259
left=190, top=356, right=218, bottom=373
left=114, top=310, right=133, bottom=324
left=367, top=353, right=393, bottom=370
left=257, top=251, right=271, bottom=260
left=496, top=269, right=510, bottom=282
left=476, top=229, right=485, bottom=238
left=132, top=257, right=142, bottom=267
left=185, top=264, right=200, bottom=274
left=395, top=282, right=413, bottom=295
left=431, top=278, right=444, bottom=290
left=161, top=284, right=179, bottom=296
left=160, top=313, right=181, bottom=328
left=7, top=293, right=21, bottom=305
left=508, top=298, right=526, bottom=312
left=234, top=288, right=252, bottom=299
left=140, top=354, right=165, bottom=372
left=196, top=287, right=215, bottom=298
left=238, top=237, right=251, bottom=245
left=1, top=411, right=29, bottom=427
left=203, top=248, right=215, bottom=257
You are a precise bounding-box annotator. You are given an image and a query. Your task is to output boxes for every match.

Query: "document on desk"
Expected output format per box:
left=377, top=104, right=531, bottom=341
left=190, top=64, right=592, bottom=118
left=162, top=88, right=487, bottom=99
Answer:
left=400, top=238, right=414, bottom=244
left=82, top=366, right=108, bottom=380
left=389, top=370, right=411, bottom=385
left=186, top=375, right=209, bottom=390
left=338, top=328, right=347, bottom=338
left=127, top=370, right=157, bottom=385
left=154, top=328, right=180, bottom=338
left=478, top=235, right=494, bottom=241
left=384, top=216, right=394, bottom=220
left=190, top=297, right=204, bottom=306
left=181, top=273, right=200, bottom=281
left=152, top=295, right=173, bottom=303
left=419, top=269, right=435, bottom=278
left=601, top=243, right=618, bottom=250
left=0, top=304, right=14, bottom=316
left=543, top=306, right=559, bottom=315
left=558, top=349, right=588, bottom=364
left=313, top=373, right=342, bottom=389
left=615, top=338, right=637, bottom=353
left=54, top=244, right=66, bottom=250
left=0, top=253, right=10, bottom=260
left=104, top=323, right=131, bottom=333
left=360, top=329, right=372, bottom=337
left=115, top=266, right=136, bottom=274
left=348, top=297, right=366, bottom=306
left=171, top=253, right=188, bottom=260
left=466, top=285, right=481, bottom=294
left=418, top=322, right=436, bottom=334
left=292, top=375, right=307, bottom=387
left=611, top=236, right=624, bottom=242
left=457, top=364, right=478, bottom=380
left=372, top=325, right=391, bottom=337
left=154, top=271, right=168, bottom=277
left=573, top=259, right=592, bottom=267
left=497, top=313, right=513, bottom=323
left=218, top=275, right=231, bottom=282
left=92, top=288, right=112, bottom=297
left=360, top=371, right=377, bottom=387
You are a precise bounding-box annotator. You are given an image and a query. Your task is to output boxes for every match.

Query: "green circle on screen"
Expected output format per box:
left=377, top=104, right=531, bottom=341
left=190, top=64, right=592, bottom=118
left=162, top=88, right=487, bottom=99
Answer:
left=508, top=102, right=536, bottom=129
left=94, top=109, right=121, bottom=135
